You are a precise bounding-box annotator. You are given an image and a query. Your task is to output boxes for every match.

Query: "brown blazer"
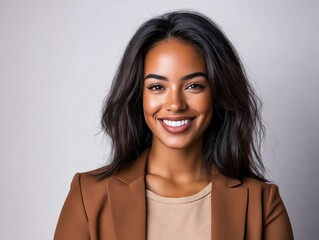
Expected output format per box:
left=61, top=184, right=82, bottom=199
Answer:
left=54, top=150, right=294, bottom=240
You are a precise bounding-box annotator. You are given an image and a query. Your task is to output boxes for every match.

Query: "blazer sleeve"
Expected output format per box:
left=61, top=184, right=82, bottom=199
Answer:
left=263, top=184, right=294, bottom=240
left=54, top=173, right=90, bottom=240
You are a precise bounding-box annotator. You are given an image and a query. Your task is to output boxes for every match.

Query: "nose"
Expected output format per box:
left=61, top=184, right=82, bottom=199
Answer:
left=164, top=88, right=187, bottom=112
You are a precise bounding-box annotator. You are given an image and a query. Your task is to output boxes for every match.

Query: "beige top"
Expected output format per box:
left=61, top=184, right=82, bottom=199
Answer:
left=146, top=182, right=212, bottom=240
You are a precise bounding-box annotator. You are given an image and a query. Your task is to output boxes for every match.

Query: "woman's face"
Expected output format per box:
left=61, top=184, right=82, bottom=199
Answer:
left=143, top=39, right=213, bottom=149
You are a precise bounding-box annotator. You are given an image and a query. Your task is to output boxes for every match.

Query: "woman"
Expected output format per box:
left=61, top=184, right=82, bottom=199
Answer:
left=54, top=11, right=293, bottom=239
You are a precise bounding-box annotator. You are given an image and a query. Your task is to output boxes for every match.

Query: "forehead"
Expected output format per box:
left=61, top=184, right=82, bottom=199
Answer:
left=144, top=39, right=206, bottom=75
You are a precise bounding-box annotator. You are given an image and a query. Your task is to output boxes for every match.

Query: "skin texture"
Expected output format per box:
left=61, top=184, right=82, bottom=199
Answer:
left=143, top=39, right=213, bottom=197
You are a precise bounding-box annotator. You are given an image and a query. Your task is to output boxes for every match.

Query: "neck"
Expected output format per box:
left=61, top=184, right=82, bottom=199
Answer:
left=147, top=137, right=207, bottom=183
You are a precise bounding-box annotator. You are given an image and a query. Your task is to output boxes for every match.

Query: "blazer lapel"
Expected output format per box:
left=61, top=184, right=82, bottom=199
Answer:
left=108, top=150, right=248, bottom=240
left=108, top=150, right=149, bottom=240
left=211, top=174, right=248, bottom=240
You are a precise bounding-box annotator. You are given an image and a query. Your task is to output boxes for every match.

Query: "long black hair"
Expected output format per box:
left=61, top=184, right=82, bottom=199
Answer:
left=99, top=10, right=266, bottom=181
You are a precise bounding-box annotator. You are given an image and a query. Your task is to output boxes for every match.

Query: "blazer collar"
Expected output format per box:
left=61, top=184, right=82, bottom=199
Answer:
left=108, top=149, right=248, bottom=240
left=115, top=149, right=150, bottom=184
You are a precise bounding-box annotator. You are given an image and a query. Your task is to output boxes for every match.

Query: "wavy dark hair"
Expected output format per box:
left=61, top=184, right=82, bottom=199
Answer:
left=99, top=10, right=266, bottom=181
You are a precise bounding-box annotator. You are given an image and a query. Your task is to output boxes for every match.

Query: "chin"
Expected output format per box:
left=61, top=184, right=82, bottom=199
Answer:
left=155, top=135, right=199, bottom=150
left=162, top=142, right=191, bottom=150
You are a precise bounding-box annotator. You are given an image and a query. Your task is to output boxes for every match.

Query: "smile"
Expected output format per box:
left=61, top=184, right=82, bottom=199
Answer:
left=162, top=119, right=191, bottom=127
left=158, top=118, right=194, bottom=134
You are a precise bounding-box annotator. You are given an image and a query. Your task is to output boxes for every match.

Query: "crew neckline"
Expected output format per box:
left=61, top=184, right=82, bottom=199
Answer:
left=146, top=182, right=212, bottom=204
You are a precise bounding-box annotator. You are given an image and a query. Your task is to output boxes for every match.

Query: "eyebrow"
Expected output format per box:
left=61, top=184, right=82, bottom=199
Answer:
left=143, top=72, right=208, bottom=81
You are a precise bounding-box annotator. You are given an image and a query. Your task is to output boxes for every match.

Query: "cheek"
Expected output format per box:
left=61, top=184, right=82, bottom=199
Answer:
left=188, top=92, right=213, bottom=115
left=143, top=91, right=163, bottom=118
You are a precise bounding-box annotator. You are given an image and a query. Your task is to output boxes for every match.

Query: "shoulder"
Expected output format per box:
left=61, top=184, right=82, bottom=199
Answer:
left=73, top=165, right=116, bottom=189
left=240, top=177, right=276, bottom=190
left=239, top=178, right=281, bottom=202
left=239, top=178, right=280, bottom=199
left=238, top=177, right=287, bottom=216
left=68, top=166, right=116, bottom=201
left=214, top=174, right=284, bottom=205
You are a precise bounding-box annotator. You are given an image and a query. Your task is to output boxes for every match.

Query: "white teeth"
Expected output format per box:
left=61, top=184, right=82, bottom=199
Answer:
left=162, top=119, right=191, bottom=127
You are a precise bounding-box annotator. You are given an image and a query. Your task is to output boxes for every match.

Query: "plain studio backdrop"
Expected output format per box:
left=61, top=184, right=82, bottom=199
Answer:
left=0, top=0, right=318, bottom=239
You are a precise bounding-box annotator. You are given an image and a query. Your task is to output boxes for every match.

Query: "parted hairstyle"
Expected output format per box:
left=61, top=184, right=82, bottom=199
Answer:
left=99, top=10, right=266, bottom=181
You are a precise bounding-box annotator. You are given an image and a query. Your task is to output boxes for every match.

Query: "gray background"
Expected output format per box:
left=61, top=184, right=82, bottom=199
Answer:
left=1, top=0, right=318, bottom=239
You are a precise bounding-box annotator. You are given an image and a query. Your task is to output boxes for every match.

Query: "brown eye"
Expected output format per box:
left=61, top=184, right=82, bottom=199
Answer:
left=148, top=84, right=165, bottom=91
left=186, top=83, right=204, bottom=90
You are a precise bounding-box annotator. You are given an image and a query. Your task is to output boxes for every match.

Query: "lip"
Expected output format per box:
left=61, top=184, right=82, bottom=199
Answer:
left=158, top=117, right=195, bottom=134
